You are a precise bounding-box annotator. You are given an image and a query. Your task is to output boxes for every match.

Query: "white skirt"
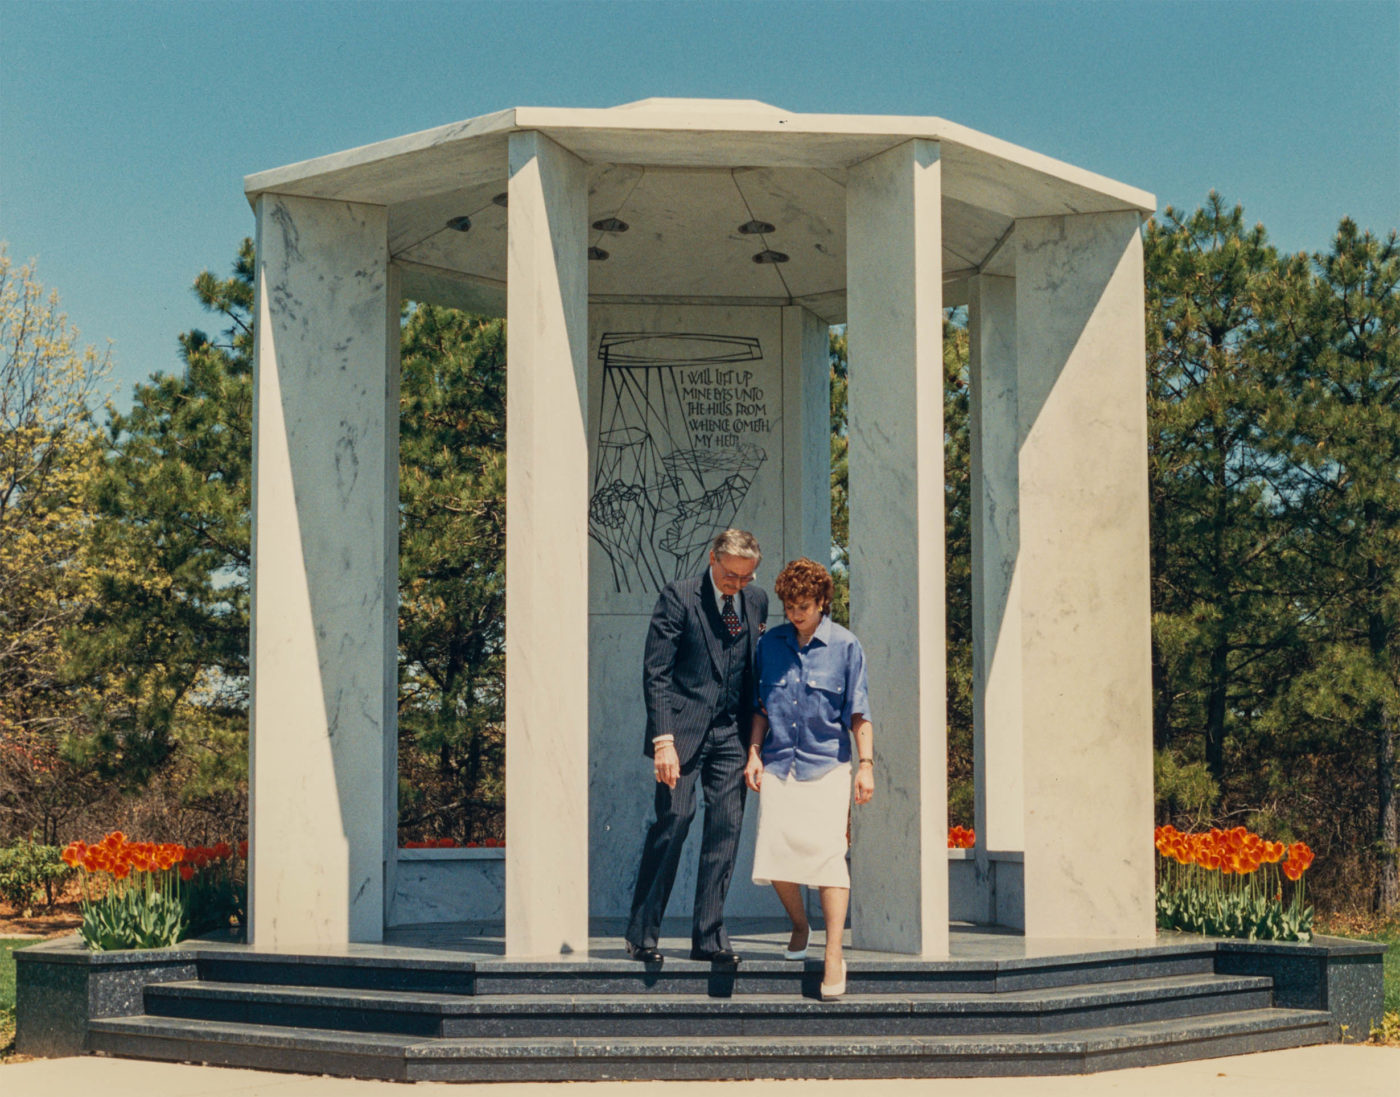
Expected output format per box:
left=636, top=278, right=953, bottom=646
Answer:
left=751, top=763, right=851, bottom=888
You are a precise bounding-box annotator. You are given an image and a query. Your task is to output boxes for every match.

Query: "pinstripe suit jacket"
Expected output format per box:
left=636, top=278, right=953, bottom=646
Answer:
left=641, top=570, right=769, bottom=767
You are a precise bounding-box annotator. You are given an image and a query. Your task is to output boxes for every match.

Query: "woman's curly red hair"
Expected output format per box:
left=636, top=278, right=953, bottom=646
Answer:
left=773, top=557, right=834, bottom=614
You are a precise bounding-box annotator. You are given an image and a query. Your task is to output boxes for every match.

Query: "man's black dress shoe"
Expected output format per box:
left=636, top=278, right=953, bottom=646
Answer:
left=689, top=947, right=741, bottom=965
left=625, top=942, right=663, bottom=963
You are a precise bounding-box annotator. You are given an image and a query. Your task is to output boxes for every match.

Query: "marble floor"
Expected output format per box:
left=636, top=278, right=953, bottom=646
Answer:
left=185, top=919, right=1177, bottom=965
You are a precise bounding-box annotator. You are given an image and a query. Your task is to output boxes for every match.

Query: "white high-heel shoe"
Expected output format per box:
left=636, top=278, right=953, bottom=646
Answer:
left=784, top=927, right=809, bottom=961
left=820, top=959, right=846, bottom=1000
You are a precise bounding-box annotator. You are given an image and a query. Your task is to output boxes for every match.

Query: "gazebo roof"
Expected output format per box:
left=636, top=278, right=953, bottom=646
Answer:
left=245, top=99, right=1155, bottom=322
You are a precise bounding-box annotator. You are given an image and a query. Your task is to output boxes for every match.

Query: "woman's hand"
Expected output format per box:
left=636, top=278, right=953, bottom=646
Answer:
left=854, top=762, right=874, bottom=805
left=744, top=750, right=764, bottom=792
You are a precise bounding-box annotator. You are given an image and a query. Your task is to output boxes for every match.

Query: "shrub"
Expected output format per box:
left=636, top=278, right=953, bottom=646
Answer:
left=0, top=837, right=74, bottom=915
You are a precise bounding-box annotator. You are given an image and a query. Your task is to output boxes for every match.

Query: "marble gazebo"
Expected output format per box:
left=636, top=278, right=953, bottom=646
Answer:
left=242, top=98, right=1157, bottom=958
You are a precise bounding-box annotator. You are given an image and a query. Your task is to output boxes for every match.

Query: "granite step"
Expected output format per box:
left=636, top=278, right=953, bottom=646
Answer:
left=142, top=972, right=1276, bottom=1038
left=193, top=942, right=1219, bottom=997
left=86, top=1006, right=1335, bottom=1081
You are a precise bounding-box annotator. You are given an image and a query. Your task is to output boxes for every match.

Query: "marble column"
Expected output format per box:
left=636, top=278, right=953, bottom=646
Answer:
left=782, top=305, right=834, bottom=565
left=505, top=130, right=591, bottom=957
left=968, top=274, right=1024, bottom=925
left=1014, top=211, right=1155, bottom=940
left=249, top=193, right=398, bottom=949
left=847, top=139, right=949, bottom=956
left=381, top=265, right=403, bottom=927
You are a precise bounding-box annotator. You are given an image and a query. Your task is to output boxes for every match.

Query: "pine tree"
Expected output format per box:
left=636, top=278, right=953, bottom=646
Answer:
left=71, top=242, right=253, bottom=807
left=1144, top=195, right=1299, bottom=784
left=396, top=305, right=506, bottom=843
left=1260, top=221, right=1400, bottom=910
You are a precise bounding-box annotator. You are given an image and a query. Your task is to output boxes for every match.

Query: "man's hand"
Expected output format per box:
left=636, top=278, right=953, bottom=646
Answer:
left=654, top=742, right=680, bottom=788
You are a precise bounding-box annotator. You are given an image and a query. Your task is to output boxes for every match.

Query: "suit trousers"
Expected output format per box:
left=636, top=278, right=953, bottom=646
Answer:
left=626, top=723, right=748, bottom=953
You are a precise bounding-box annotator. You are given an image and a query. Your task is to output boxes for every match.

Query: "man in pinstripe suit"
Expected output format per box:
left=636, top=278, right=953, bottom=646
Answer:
left=624, top=529, right=769, bottom=965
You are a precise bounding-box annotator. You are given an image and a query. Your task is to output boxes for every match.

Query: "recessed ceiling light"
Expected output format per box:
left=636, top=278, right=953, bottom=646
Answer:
left=592, top=218, right=629, bottom=233
left=753, top=250, right=789, bottom=264
left=445, top=216, right=472, bottom=232
left=739, top=220, right=775, bottom=235
left=492, top=192, right=508, bottom=207
left=588, top=246, right=610, bottom=261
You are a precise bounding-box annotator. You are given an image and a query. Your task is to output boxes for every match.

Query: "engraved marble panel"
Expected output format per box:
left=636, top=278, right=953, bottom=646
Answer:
left=586, top=303, right=785, bottom=614
left=585, top=300, right=820, bottom=925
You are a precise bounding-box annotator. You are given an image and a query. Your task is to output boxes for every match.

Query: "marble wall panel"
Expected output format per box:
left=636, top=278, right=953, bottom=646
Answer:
left=588, top=615, right=781, bottom=920
left=504, top=130, right=591, bottom=957
left=389, top=854, right=505, bottom=925
left=847, top=140, right=949, bottom=956
left=783, top=305, right=834, bottom=566
left=1014, top=211, right=1154, bottom=940
left=969, top=274, right=1025, bottom=856
left=584, top=301, right=826, bottom=922
left=250, top=193, right=395, bottom=949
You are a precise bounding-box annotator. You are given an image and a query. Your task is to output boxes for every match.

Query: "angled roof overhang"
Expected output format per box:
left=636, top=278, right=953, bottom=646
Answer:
left=245, top=99, right=1155, bottom=322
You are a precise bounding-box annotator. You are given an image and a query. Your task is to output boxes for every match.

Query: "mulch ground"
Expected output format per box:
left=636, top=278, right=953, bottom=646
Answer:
left=0, top=896, right=82, bottom=939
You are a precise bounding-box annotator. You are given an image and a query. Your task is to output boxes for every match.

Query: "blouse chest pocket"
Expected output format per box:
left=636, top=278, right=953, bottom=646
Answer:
left=758, top=663, right=792, bottom=703
left=806, top=670, right=847, bottom=719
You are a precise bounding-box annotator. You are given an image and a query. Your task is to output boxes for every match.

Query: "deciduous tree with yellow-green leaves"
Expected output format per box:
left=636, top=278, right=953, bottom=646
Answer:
left=0, top=249, right=112, bottom=843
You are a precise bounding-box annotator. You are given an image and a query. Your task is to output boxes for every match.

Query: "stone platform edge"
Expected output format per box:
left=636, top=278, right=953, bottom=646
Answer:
left=14, top=932, right=1385, bottom=1058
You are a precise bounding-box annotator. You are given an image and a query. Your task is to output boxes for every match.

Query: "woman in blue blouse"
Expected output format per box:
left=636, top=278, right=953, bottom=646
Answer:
left=744, top=558, right=874, bottom=1000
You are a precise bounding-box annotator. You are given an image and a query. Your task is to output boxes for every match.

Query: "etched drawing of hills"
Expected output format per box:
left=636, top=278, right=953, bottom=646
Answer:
left=590, top=332, right=767, bottom=592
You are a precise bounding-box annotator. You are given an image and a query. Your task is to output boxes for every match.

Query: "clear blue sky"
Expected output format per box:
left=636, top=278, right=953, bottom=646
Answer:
left=3, top=0, right=1397, bottom=408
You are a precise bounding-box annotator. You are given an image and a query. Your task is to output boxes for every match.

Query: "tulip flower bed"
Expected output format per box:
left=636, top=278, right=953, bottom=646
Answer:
left=947, top=825, right=975, bottom=849
left=1154, top=825, right=1315, bottom=942
left=401, top=838, right=504, bottom=849
left=61, top=832, right=246, bottom=951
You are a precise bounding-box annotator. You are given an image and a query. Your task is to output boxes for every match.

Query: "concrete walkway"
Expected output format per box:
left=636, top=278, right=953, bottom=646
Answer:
left=3, top=1046, right=1397, bottom=1097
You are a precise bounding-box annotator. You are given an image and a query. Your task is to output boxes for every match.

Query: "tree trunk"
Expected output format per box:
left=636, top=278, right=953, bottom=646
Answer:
left=1204, top=423, right=1230, bottom=785
left=1367, top=515, right=1397, bottom=913
left=1152, top=637, right=1172, bottom=752
left=1377, top=702, right=1398, bottom=913
left=1205, top=642, right=1228, bottom=783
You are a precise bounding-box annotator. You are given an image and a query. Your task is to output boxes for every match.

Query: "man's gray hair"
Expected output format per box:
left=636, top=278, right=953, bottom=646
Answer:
left=711, top=528, right=762, bottom=564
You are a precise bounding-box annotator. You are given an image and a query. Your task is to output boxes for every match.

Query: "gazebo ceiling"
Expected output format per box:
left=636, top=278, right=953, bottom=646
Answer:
left=245, top=99, right=1154, bottom=323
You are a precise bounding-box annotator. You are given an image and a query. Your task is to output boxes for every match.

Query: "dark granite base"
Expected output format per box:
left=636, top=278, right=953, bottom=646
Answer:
left=15, top=939, right=197, bottom=1057
left=1211, top=934, right=1387, bottom=1037
left=18, top=926, right=1385, bottom=1079
left=85, top=1008, right=1335, bottom=1083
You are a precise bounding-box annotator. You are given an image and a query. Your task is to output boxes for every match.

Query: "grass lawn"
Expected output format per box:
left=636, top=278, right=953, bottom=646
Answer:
left=1380, top=924, right=1400, bottom=1017
left=1, top=937, right=33, bottom=1059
